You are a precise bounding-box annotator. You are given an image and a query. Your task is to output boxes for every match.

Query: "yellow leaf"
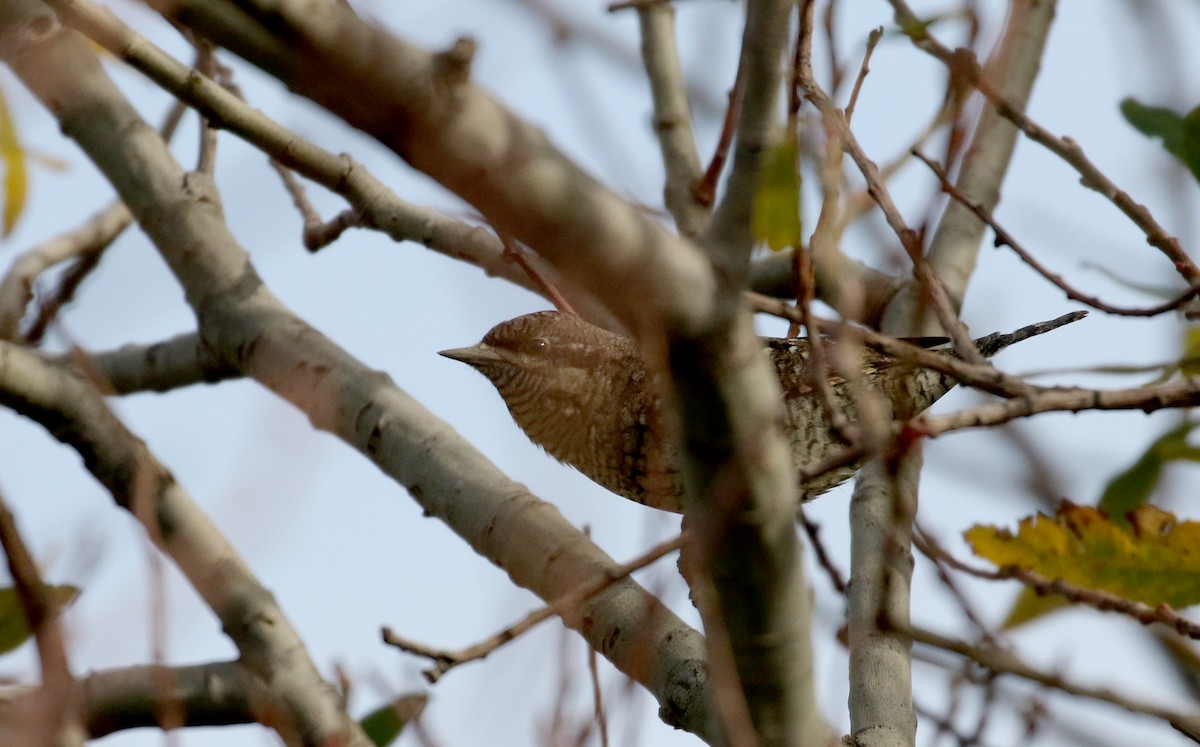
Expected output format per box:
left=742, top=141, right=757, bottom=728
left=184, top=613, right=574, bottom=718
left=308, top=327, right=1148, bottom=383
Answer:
left=1000, top=586, right=1072, bottom=629
left=1182, top=326, right=1200, bottom=377
left=751, top=132, right=802, bottom=251
left=966, top=503, right=1200, bottom=609
left=0, top=85, right=28, bottom=237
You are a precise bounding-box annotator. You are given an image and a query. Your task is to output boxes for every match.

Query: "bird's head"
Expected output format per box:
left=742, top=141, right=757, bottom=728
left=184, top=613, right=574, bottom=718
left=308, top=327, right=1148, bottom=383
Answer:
left=439, top=311, right=641, bottom=414
left=440, top=310, right=624, bottom=371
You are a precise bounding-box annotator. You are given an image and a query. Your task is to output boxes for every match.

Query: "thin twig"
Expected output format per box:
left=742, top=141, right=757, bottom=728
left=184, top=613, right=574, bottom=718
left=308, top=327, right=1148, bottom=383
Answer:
left=795, top=4, right=982, bottom=359
left=634, top=1, right=707, bottom=235
left=9, top=100, right=188, bottom=343
left=588, top=648, right=609, bottom=747
left=913, top=149, right=1200, bottom=317
left=749, top=291, right=1082, bottom=401
left=919, top=376, right=1200, bottom=436
left=919, top=535, right=1200, bottom=640
left=499, top=235, right=577, bottom=315
left=913, top=524, right=999, bottom=645
left=844, top=27, right=883, bottom=124
left=797, top=508, right=846, bottom=595
left=190, top=34, right=219, bottom=175
left=692, top=60, right=746, bottom=207
left=52, top=0, right=551, bottom=299
left=888, top=0, right=1200, bottom=286
left=791, top=3, right=859, bottom=445
left=0, top=491, right=77, bottom=744
left=901, top=622, right=1200, bottom=741
left=382, top=533, right=684, bottom=682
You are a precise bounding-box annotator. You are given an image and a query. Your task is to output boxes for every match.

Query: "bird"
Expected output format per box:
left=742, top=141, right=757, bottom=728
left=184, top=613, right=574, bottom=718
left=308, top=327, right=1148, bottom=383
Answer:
left=440, top=310, right=1084, bottom=513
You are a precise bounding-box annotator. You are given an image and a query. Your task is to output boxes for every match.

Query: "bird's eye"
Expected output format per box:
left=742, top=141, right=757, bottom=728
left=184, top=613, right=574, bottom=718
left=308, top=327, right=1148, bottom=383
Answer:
left=531, top=337, right=550, bottom=351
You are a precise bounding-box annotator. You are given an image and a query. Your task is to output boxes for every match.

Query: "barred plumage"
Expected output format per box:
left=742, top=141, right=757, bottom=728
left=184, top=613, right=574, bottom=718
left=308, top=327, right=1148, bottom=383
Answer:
left=441, top=310, right=1083, bottom=512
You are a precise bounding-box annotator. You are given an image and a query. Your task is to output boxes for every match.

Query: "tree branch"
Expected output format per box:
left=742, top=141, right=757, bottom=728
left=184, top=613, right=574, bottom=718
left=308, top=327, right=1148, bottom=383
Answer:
left=2, top=13, right=717, bottom=740
left=634, top=2, right=708, bottom=236
left=0, top=661, right=304, bottom=741
left=0, top=340, right=351, bottom=746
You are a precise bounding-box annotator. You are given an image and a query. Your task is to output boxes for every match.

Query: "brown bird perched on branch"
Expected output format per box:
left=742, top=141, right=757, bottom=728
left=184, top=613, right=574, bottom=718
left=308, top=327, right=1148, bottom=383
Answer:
left=440, top=310, right=1084, bottom=513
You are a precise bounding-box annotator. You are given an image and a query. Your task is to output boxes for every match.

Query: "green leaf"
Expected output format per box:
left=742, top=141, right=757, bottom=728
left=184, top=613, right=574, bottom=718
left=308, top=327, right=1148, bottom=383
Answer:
left=1098, top=420, right=1200, bottom=520
left=1120, top=98, right=1200, bottom=184
left=751, top=133, right=802, bottom=251
left=1121, top=98, right=1185, bottom=156
left=0, top=85, right=28, bottom=237
left=1180, top=106, right=1200, bottom=183
left=967, top=503, right=1200, bottom=609
left=0, top=585, right=80, bottom=656
left=359, top=694, right=427, bottom=746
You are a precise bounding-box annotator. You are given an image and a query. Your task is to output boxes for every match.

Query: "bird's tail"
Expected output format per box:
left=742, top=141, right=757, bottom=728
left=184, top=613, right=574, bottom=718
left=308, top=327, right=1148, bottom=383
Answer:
left=973, top=310, right=1088, bottom=358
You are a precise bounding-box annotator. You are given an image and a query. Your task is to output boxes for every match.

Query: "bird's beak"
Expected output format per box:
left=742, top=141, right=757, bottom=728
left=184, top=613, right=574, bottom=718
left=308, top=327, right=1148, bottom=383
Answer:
left=438, top=344, right=501, bottom=369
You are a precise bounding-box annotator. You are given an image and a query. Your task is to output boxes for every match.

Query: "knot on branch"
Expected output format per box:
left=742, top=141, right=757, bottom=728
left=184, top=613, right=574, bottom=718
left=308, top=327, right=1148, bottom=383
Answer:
left=0, top=3, right=59, bottom=61
left=432, top=36, right=477, bottom=89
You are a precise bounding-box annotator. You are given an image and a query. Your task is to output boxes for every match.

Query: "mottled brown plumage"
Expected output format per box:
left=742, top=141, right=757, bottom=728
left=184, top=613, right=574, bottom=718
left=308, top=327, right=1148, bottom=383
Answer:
left=441, top=310, right=1082, bottom=513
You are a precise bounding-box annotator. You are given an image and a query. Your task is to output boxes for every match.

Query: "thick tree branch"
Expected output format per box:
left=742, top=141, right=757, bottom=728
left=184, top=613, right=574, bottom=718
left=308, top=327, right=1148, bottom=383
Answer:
left=1, top=13, right=716, bottom=740
left=0, top=662, right=291, bottom=741
left=634, top=3, right=708, bottom=236
left=47, top=0, right=570, bottom=307
left=130, top=2, right=829, bottom=743
left=0, top=340, right=350, bottom=746
left=142, top=0, right=718, bottom=341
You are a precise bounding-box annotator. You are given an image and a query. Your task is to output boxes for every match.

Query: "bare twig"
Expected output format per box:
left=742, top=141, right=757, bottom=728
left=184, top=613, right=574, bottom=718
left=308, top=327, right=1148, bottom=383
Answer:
left=748, top=291, right=1082, bottom=401
left=791, top=1, right=858, bottom=444
left=920, top=376, right=1200, bottom=435
left=888, top=0, right=1199, bottom=286
left=588, top=647, right=609, bottom=747
left=795, top=3, right=981, bottom=359
left=382, top=533, right=684, bottom=682
left=913, top=149, right=1200, bottom=317
left=902, top=623, right=1200, bottom=741
left=0, top=661, right=292, bottom=741
left=912, top=525, right=999, bottom=645
left=0, top=100, right=187, bottom=343
left=51, top=0, right=550, bottom=298
left=797, top=508, right=847, bottom=595
left=844, top=27, right=883, bottom=124
left=692, top=61, right=745, bottom=207
left=499, top=235, right=577, bottom=315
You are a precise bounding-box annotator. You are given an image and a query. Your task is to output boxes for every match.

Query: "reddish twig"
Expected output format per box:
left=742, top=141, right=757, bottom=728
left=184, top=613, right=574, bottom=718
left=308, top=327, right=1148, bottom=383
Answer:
left=692, top=59, right=746, bottom=206
left=913, top=149, right=1200, bottom=317
left=499, top=234, right=577, bottom=315
left=889, top=0, right=1200, bottom=286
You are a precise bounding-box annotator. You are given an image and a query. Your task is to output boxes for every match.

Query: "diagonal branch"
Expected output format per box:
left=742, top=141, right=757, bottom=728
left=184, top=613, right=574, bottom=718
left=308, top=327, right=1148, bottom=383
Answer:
left=0, top=340, right=343, bottom=747
left=1, top=12, right=716, bottom=740
left=633, top=2, right=708, bottom=236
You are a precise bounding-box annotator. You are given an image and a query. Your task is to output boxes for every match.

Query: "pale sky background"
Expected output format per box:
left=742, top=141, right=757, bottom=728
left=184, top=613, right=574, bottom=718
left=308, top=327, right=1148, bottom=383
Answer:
left=2, top=1, right=1200, bottom=745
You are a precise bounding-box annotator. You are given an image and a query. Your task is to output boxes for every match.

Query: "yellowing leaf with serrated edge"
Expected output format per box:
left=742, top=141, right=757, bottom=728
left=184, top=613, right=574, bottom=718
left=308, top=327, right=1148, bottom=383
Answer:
left=966, top=503, right=1200, bottom=609
left=751, top=133, right=802, bottom=251
left=0, top=85, right=27, bottom=237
